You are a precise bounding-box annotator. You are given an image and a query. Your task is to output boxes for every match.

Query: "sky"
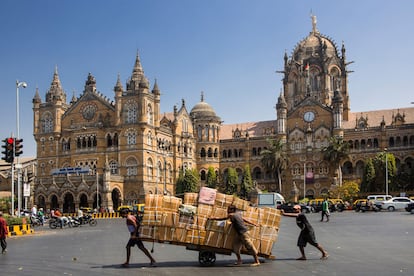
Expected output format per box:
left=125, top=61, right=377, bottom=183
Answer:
left=1, top=0, right=413, bottom=157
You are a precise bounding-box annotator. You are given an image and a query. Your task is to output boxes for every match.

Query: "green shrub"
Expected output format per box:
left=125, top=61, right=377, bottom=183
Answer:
left=4, top=215, right=25, bottom=226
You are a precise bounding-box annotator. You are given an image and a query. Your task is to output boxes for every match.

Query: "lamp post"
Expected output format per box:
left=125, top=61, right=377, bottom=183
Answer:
left=16, top=80, right=27, bottom=217
left=384, top=148, right=388, bottom=196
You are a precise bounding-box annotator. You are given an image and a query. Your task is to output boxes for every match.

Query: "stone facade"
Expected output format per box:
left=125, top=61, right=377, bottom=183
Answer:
left=31, top=16, right=414, bottom=212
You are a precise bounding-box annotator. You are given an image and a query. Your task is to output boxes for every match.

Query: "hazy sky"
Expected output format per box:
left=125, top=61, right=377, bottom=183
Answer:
left=1, top=0, right=413, bottom=157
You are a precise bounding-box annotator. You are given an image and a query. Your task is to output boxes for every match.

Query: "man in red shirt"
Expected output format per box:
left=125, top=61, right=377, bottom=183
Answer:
left=0, top=211, right=8, bottom=254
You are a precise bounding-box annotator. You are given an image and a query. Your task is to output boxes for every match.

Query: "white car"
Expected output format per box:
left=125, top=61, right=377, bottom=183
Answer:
left=380, top=197, right=414, bottom=211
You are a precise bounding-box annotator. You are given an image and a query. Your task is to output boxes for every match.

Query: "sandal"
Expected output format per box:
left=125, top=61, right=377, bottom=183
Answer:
left=321, top=254, right=329, bottom=260
left=233, top=261, right=243, bottom=265
left=250, top=262, right=260, bottom=267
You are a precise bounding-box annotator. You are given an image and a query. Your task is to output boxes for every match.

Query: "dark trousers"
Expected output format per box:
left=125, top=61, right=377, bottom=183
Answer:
left=1, top=238, right=7, bottom=251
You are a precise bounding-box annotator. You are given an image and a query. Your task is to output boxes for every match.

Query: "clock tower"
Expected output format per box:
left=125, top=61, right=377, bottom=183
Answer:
left=275, top=14, right=350, bottom=197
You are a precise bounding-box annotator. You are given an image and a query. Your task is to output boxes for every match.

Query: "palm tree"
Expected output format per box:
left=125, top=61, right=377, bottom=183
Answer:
left=260, top=138, right=289, bottom=193
left=321, top=136, right=350, bottom=186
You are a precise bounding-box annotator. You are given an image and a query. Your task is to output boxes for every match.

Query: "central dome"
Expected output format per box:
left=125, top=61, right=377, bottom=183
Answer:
left=190, top=93, right=220, bottom=121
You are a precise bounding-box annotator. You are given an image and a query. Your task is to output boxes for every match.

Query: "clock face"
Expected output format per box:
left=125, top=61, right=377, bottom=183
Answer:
left=303, top=111, right=315, bottom=122
left=81, top=104, right=97, bottom=120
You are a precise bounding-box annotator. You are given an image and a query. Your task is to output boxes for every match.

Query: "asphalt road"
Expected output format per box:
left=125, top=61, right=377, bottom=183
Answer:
left=1, top=210, right=414, bottom=276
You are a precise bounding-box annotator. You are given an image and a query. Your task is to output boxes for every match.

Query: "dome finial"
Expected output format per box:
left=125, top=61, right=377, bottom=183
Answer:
left=201, top=91, right=204, bottom=102
left=310, top=12, right=318, bottom=34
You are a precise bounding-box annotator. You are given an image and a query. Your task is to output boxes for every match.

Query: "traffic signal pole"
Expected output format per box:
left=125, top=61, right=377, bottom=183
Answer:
left=16, top=80, right=27, bottom=217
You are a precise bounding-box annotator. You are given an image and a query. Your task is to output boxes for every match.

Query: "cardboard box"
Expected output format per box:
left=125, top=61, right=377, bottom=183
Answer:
left=186, top=229, right=206, bottom=244
left=233, top=197, right=250, bottom=211
left=179, top=204, right=197, bottom=216
left=250, top=238, right=274, bottom=256
left=259, top=226, right=278, bottom=242
left=261, top=207, right=281, bottom=228
left=211, top=206, right=228, bottom=219
left=139, top=225, right=156, bottom=239
left=163, top=196, right=182, bottom=212
left=243, top=207, right=262, bottom=225
left=215, top=192, right=234, bottom=208
left=156, top=226, right=175, bottom=241
left=205, top=231, right=223, bottom=248
left=184, top=193, right=198, bottom=205
left=205, top=219, right=227, bottom=233
left=173, top=227, right=187, bottom=243
left=142, top=211, right=163, bottom=226
left=145, top=194, right=164, bottom=210
left=222, top=225, right=237, bottom=250
left=161, top=212, right=179, bottom=227
left=197, top=203, right=213, bottom=217
left=198, top=187, right=217, bottom=205
left=179, top=214, right=194, bottom=225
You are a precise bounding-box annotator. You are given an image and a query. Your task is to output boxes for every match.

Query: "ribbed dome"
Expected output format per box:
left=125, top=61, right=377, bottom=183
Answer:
left=190, top=93, right=220, bottom=120
left=292, top=15, right=338, bottom=62
left=293, top=32, right=338, bottom=61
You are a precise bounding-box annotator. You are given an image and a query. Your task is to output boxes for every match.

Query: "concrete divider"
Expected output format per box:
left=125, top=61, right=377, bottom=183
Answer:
left=92, top=212, right=120, bottom=219
left=7, top=224, right=34, bottom=237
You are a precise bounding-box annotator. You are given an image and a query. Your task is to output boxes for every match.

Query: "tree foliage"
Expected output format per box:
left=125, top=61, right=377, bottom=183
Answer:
left=225, top=167, right=238, bottom=195
left=361, top=158, right=375, bottom=193
left=183, top=168, right=200, bottom=193
left=329, top=180, right=360, bottom=202
left=206, top=167, right=218, bottom=188
left=260, top=138, right=288, bottom=193
left=321, top=136, right=350, bottom=186
left=239, top=165, right=253, bottom=199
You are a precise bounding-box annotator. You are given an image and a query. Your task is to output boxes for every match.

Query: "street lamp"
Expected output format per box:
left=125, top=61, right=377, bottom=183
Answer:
left=384, top=148, right=388, bottom=196
left=16, top=80, right=27, bottom=217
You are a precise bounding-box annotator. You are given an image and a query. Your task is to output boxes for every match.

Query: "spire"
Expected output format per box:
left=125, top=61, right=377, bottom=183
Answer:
left=200, top=91, right=204, bottom=102
left=70, top=90, right=77, bottom=104
left=33, top=86, right=41, bottom=104
left=152, top=78, right=160, bottom=95
left=114, top=73, right=123, bottom=92
left=46, top=65, right=66, bottom=103
left=131, top=50, right=144, bottom=81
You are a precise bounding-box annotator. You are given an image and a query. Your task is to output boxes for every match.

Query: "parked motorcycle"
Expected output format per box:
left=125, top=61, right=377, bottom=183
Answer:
left=78, top=214, right=97, bottom=226
left=30, top=215, right=43, bottom=227
left=49, top=216, right=72, bottom=229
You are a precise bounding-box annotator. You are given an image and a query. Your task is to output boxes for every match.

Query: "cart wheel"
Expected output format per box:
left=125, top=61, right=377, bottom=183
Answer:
left=199, top=250, right=216, bottom=266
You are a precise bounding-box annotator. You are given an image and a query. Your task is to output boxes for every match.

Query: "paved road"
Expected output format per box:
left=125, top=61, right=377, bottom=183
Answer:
left=1, top=211, right=414, bottom=276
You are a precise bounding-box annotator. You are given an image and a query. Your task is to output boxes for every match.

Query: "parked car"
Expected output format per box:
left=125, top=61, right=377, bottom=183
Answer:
left=277, top=203, right=298, bottom=213
left=367, top=195, right=392, bottom=209
left=405, top=202, right=414, bottom=214
left=380, top=197, right=414, bottom=211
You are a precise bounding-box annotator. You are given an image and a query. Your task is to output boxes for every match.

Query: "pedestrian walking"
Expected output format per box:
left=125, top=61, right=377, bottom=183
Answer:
left=281, top=205, right=329, bottom=260
left=321, top=198, right=330, bottom=222
left=120, top=209, right=156, bottom=268
left=0, top=211, right=8, bottom=254
left=210, top=205, right=261, bottom=266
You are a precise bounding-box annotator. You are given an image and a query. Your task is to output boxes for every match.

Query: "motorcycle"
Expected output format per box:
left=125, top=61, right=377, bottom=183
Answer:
left=78, top=214, right=97, bottom=226
left=49, top=216, right=72, bottom=229
left=30, top=214, right=43, bottom=227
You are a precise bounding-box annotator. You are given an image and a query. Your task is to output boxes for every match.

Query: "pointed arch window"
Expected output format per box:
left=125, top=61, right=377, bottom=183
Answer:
left=42, top=112, right=54, bottom=133
left=126, top=101, right=138, bottom=124
left=147, top=158, right=153, bottom=180
left=126, top=157, right=138, bottom=176
left=147, top=104, right=153, bottom=125
left=126, top=129, right=137, bottom=145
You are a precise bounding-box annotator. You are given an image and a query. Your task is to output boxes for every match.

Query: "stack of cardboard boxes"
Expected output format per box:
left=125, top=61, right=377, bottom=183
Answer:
left=139, top=187, right=280, bottom=257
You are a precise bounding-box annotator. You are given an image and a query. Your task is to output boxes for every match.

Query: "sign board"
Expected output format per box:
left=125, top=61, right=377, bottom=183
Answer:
left=51, top=167, right=90, bottom=176
left=23, top=183, right=30, bottom=197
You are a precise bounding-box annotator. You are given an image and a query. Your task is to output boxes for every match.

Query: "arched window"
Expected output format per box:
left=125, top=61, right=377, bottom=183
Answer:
left=147, top=104, right=153, bottom=125
left=147, top=158, right=153, bottom=180
left=126, top=101, right=138, bottom=124
left=109, top=160, right=119, bottom=175
left=126, top=157, right=138, bottom=176
left=126, top=130, right=137, bottom=145
left=42, top=112, right=54, bottom=133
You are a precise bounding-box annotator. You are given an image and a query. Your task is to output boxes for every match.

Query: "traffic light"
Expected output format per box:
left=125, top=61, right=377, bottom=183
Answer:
left=15, top=138, right=23, bottom=157
left=1, top=137, right=15, bottom=163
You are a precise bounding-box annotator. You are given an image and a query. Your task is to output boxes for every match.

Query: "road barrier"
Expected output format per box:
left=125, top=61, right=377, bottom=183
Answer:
left=7, top=224, right=34, bottom=237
